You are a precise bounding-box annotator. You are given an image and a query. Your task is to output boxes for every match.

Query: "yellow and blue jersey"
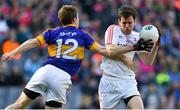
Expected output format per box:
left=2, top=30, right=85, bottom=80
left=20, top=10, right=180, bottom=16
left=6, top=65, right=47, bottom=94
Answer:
left=36, top=25, right=99, bottom=76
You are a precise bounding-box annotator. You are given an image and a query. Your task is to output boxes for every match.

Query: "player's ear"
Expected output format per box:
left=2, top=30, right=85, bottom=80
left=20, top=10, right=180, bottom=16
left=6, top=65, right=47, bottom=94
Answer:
left=118, top=18, right=121, bottom=27
left=118, top=18, right=121, bottom=22
left=72, top=17, right=77, bottom=23
left=134, top=18, right=137, bottom=25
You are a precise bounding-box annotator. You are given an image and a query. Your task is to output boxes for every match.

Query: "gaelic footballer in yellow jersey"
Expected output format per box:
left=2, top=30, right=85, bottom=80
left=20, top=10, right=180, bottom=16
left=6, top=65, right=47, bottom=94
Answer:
left=36, top=24, right=99, bottom=76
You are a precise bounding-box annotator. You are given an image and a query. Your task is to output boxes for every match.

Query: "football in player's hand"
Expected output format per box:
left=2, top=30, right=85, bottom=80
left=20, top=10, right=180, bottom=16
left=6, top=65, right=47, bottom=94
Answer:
left=139, top=25, right=159, bottom=43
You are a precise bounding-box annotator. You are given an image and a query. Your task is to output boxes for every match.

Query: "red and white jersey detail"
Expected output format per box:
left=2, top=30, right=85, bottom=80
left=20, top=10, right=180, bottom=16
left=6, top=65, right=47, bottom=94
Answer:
left=106, top=25, right=115, bottom=44
left=101, top=25, right=140, bottom=79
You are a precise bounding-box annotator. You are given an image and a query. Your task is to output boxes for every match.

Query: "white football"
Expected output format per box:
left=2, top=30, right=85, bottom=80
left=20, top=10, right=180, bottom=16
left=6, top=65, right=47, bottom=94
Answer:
left=139, top=25, right=159, bottom=43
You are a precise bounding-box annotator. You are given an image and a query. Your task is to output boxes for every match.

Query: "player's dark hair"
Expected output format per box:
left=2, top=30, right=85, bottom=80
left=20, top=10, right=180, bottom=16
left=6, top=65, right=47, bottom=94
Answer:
left=118, top=5, right=137, bottom=20
left=58, top=5, right=78, bottom=25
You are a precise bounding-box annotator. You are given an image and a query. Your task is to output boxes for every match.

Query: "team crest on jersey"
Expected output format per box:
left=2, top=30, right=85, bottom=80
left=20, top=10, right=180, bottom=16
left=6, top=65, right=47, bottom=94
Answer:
left=119, top=35, right=123, bottom=38
left=127, top=37, right=137, bottom=44
left=133, top=38, right=137, bottom=42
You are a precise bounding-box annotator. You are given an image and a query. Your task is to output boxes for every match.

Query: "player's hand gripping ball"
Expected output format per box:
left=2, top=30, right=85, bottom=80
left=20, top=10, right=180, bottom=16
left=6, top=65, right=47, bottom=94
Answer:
left=139, top=25, right=159, bottom=43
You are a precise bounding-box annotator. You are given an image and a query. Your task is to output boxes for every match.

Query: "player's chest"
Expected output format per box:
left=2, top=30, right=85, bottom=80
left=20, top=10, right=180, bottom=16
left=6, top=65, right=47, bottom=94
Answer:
left=117, top=34, right=138, bottom=46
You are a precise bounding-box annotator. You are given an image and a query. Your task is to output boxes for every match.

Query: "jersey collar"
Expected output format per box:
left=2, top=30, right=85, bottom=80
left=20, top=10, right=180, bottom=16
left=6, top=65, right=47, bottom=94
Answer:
left=63, top=24, right=77, bottom=27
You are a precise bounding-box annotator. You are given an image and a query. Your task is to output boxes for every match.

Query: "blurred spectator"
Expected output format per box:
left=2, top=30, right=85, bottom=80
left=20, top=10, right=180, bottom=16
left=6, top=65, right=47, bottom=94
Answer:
left=24, top=52, right=42, bottom=81
left=18, top=6, right=32, bottom=27
left=144, top=82, right=161, bottom=108
left=81, top=76, right=98, bottom=96
left=79, top=95, right=92, bottom=109
left=2, top=29, right=21, bottom=60
left=166, top=87, right=178, bottom=109
left=172, top=81, right=180, bottom=108
left=174, top=0, right=180, bottom=28
left=156, top=70, right=170, bottom=85
left=0, top=63, right=8, bottom=86
left=16, top=25, right=32, bottom=44
left=7, top=64, right=24, bottom=86
left=0, top=14, right=9, bottom=35
left=91, top=93, right=99, bottom=108
left=91, top=52, right=103, bottom=76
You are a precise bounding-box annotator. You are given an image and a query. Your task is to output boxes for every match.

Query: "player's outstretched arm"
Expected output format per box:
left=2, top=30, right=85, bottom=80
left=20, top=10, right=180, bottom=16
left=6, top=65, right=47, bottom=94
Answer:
left=105, top=39, right=154, bottom=57
left=1, top=38, right=40, bottom=62
left=95, top=44, right=133, bottom=69
left=105, top=44, right=134, bottom=56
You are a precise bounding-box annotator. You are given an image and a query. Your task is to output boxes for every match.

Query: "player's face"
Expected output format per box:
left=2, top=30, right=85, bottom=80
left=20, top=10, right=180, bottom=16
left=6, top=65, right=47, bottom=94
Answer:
left=118, top=16, right=135, bottom=35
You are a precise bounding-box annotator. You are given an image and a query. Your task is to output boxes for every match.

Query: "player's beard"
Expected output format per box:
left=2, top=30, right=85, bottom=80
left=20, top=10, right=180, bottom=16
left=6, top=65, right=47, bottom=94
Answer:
left=122, top=28, right=132, bottom=35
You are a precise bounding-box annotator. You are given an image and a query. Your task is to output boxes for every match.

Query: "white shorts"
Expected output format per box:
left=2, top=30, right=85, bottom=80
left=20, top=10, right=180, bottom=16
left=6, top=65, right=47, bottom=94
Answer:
left=25, top=64, right=72, bottom=104
left=98, top=75, right=140, bottom=109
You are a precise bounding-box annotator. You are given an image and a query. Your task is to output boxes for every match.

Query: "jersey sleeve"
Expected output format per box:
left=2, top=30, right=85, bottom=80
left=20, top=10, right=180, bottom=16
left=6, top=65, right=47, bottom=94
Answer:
left=105, top=25, right=119, bottom=45
left=83, top=31, right=100, bottom=51
left=36, top=29, right=52, bottom=46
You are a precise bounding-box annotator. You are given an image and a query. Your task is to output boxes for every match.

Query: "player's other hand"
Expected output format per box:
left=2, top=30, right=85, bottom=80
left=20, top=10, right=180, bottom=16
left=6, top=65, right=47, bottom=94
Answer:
left=1, top=52, right=14, bottom=62
left=122, top=56, right=133, bottom=70
left=133, top=38, right=154, bottom=52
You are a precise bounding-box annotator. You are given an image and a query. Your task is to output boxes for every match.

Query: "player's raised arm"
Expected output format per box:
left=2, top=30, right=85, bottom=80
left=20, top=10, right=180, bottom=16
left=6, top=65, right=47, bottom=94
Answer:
left=138, top=44, right=158, bottom=65
left=83, top=31, right=134, bottom=69
left=83, top=32, right=128, bottom=60
left=93, top=42, right=125, bottom=59
left=1, top=38, right=40, bottom=62
left=137, top=26, right=161, bottom=65
left=105, top=44, right=134, bottom=56
left=90, top=42, right=134, bottom=69
left=104, top=38, right=154, bottom=56
left=137, top=38, right=160, bottom=65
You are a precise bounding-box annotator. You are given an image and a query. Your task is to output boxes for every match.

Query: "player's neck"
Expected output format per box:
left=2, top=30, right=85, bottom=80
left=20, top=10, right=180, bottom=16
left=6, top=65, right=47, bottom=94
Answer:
left=63, top=24, right=77, bottom=27
left=118, top=25, right=132, bottom=36
left=121, top=30, right=132, bottom=36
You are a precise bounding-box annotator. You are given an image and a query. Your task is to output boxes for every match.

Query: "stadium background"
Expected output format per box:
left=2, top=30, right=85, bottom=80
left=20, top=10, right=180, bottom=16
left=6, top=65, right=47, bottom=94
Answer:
left=0, top=0, right=180, bottom=109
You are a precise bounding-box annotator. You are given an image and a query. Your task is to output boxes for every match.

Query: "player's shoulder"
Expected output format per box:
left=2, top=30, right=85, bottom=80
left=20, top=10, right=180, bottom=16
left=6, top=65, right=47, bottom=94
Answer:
left=106, top=24, right=120, bottom=33
left=52, top=27, right=62, bottom=33
left=78, top=28, right=85, bottom=33
left=131, top=30, right=139, bottom=36
left=107, top=24, right=119, bottom=29
left=43, top=27, right=61, bottom=34
left=80, top=29, right=91, bottom=37
left=130, top=30, right=139, bottom=39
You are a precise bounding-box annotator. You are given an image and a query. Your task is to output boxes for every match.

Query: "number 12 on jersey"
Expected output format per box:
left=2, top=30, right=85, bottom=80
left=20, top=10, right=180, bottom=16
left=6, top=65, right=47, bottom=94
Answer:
left=56, top=39, right=78, bottom=60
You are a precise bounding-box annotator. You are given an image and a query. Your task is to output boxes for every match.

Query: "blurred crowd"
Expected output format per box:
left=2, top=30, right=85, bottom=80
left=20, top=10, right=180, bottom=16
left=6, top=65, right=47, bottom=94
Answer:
left=0, top=0, right=180, bottom=109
